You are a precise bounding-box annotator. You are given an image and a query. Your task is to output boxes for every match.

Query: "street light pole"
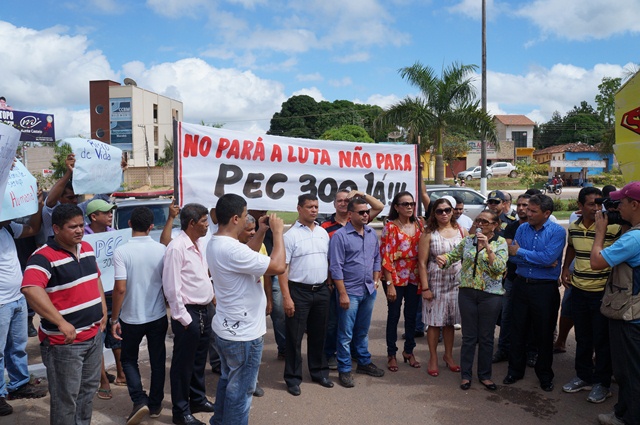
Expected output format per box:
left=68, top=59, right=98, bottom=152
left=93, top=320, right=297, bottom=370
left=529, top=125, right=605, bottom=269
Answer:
left=480, top=0, right=488, bottom=195
left=138, top=124, right=152, bottom=187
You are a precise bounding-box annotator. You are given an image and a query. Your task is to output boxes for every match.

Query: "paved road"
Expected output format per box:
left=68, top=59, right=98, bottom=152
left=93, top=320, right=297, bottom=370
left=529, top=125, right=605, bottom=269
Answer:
left=9, top=287, right=614, bottom=424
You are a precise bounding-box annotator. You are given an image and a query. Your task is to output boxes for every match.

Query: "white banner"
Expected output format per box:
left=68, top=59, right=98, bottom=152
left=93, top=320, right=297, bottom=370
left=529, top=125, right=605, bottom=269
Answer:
left=0, top=160, right=38, bottom=221
left=177, top=122, right=419, bottom=214
left=0, top=124, right=22, bottom=218
left=83, top=228, right=131, bottom=293
left=62, top=138, right=123, bottom=195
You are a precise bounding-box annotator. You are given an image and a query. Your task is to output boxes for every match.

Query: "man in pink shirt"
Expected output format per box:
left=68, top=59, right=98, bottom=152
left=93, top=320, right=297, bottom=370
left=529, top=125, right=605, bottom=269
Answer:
left=162, top=203, right=215, bottom=425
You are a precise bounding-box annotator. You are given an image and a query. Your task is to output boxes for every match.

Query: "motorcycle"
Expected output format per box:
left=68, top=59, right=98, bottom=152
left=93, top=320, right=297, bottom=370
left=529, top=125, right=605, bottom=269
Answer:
left=542, top=182, right=562, bottom=195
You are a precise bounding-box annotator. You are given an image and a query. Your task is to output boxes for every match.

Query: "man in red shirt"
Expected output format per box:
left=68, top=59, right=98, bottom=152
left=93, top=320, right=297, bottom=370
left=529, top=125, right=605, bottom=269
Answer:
left=22, top=204, right=107, bottom=425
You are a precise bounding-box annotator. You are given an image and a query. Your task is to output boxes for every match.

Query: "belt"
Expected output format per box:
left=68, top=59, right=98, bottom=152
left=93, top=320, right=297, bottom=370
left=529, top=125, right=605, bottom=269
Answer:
left=185, top=303, right=209, bottom=310
left=289, top=280, right=326, bottom=292
left=517, top=276, right=557, bottom=285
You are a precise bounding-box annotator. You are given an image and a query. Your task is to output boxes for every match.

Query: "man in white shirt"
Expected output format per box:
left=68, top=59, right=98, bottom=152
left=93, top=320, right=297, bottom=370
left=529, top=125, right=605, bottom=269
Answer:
left=452, top=196, right=473, bottom=231
left=280, top=194, right=333, bottom=396
left=111, top=207, right=168, bottom=425
left=207, top=193, right=285, bottom=425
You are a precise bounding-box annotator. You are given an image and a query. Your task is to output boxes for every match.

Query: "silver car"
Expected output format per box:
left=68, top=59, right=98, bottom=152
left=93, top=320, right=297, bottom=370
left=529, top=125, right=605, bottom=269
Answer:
left=457, top=166, right=492, bottom=180
left=112, top=197, right=180, bottom=242
left=426, top=186, right=487, bottom=220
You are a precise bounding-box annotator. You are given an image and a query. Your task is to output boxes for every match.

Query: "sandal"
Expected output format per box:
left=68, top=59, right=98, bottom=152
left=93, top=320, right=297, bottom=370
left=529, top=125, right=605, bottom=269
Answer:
left=97, top=388, right=112, bottom=400
left=402, top=351, right=421, bottom=368
left=387, top=355, right=398, bottom=372
left=114, top=379, right=127, bottom=386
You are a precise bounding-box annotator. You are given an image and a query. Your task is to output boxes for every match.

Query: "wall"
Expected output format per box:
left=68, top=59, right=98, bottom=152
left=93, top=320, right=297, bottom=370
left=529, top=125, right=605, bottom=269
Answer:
left=123, top=166, right=174, bottom=189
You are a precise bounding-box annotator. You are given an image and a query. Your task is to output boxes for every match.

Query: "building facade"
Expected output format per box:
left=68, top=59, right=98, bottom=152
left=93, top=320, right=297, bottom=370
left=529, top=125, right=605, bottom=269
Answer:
left=89, top=80, right=183, bottom=167
left=532, top=142, right=614, bottom=186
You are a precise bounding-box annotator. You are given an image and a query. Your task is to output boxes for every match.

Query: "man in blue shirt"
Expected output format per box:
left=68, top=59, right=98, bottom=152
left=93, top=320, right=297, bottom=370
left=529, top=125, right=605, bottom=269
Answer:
left=503, top=194, right=566, bottom=392
left=329, top=198, right=384, bottom=388
left=590, top=181, right=640, bottom=425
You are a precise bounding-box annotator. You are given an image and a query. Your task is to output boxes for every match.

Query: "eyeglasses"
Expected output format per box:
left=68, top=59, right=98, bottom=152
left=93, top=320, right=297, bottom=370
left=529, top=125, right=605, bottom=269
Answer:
left=475, top=218, right=496, bottom=225
left=397, top=202, right=416, bottom=208
left=434, top=208, right=452, bottom=215
left=487, top=200, right=501, bottom=205
left=355, top=209, right=370, bottom=216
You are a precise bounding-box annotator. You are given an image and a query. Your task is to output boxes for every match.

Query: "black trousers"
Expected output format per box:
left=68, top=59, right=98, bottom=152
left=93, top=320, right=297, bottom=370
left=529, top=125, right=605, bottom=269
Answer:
left=284, top=282, right=330, bottom=387
left=507, top=277, right=560, bottom=384
left=610, top=319, right=640, bottom=425
left=170, top=305, right=211, bottom=416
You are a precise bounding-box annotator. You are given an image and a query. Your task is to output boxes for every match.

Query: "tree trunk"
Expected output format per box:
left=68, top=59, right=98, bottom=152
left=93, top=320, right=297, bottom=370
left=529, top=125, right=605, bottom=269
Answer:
left=435, top=154, right=445, bottom=184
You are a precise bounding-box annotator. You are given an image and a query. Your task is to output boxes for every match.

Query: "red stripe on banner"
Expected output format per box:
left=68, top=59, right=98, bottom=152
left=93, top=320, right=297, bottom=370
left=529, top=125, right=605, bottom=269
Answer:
left=178, top=122, right=184, bottom=208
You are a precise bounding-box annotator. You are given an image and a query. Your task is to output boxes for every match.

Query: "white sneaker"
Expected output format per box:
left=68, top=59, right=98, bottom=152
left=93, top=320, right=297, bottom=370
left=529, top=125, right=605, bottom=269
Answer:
left=598, top=412, right=624, bottom=425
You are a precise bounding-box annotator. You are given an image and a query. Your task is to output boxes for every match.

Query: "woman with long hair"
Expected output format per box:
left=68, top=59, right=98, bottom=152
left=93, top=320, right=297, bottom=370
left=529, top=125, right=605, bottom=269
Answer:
left=436, top=210, right=507, bottom=390
left=418, top=197, right=467, bottom=376
left=381, top=191, right=423, bottom=372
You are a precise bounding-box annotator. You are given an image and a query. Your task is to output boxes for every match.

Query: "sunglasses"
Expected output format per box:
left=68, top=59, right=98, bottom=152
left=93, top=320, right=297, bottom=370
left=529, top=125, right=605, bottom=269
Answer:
left=435, top=207, right=452, bottom=215
left=397, top=202, right=416, bottom=207
left=475, top=218, right=495, bottom=225
left=355, top=209, right=370, bottom=216
left=487, top=200, right=501, bottom=205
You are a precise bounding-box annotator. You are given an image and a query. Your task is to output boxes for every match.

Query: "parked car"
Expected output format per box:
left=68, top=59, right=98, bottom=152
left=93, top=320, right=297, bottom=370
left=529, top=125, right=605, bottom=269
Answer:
left=457, top=166, right=491, bottom=180
left=112, top=197, right=180, bottom=242
left=426, top=186, right=487, bottom=220
left=489, top=161, right=518, bottom=178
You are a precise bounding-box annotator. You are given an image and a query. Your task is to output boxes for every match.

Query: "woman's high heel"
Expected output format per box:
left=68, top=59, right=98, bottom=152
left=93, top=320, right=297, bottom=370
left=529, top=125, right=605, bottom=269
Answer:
left=387, top=355, right=398, bottom=372
left=402, top=351, right=421, bottom=368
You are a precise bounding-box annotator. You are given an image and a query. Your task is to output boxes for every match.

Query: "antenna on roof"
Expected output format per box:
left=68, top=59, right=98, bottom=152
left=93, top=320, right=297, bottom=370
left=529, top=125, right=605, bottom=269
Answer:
left=123, top=78, right=137, bottom=87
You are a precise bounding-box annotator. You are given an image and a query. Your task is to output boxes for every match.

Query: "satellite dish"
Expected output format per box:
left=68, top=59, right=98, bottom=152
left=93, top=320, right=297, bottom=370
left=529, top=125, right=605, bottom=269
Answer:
left=123, top=78, right=137, bottom=86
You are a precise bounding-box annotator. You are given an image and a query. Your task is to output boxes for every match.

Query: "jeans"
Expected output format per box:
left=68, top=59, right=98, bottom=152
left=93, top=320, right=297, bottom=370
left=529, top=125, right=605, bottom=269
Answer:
left=269, top=276, right=286, bottom=355
left=609, top=319, right=640, bottom=425
left=0, top=297, right=30, bottom=397
left=170, top=305, right=211, bottom=417
left=336, top=290, right=377, bottom=373
left=497, top=278, right=513, bottom=354
left=120, top=316, right=168, bottom=409
left=385, top=285, right=420, bottom=356
left=41, top=333, right=102, bottom=425
left=211, top=334, right=263, bottom=425
left=571, top=287, right=611, bottom=386
left=458, top=288, right=502, bottom=381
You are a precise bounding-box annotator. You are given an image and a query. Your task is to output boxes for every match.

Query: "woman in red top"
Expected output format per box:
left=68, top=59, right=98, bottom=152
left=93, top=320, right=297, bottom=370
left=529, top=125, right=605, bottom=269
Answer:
left=381, top=191, right=423, bottom=372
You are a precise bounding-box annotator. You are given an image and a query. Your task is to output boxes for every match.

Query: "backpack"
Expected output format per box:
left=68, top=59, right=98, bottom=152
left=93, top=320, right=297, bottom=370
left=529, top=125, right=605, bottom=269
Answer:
left=600, top=225, right=640, bottom=321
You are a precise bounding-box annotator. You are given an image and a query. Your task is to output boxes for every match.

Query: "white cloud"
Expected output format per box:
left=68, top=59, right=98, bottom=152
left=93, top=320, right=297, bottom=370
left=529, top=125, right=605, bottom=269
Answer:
left=334, top=52, right=370, bottom=64
left=49, top=108, right=92, bottom=139
left=292, top=87, right=325, bottom=102
left=447, top=0, right=506, bottom=20
left=328, top=77, right=352, bottom=87
left=0, top=21, right=118, bottom=113
left=355, top=93, right=402, bottom=109
left=145, top=0, right=210, bottom=18
left=516, top=0, right=640, bottom=41
left=121, top=58, right=287, bottom=130
left=296, top=73, right=323, bottom=82
left=486, top=62, right=629, bottom=122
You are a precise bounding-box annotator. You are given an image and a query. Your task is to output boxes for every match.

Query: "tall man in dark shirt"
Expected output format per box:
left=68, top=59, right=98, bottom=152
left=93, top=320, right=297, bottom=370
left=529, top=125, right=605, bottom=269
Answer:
left=503, top=194, right=566, bottom=392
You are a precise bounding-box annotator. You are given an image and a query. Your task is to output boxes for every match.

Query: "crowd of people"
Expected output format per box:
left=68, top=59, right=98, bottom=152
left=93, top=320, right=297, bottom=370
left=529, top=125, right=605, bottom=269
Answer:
left=2, top=155, right=640, bottom=425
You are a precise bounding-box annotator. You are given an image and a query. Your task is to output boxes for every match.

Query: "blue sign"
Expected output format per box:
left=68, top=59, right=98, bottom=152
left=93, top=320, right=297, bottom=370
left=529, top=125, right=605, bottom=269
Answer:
left=0, top=109, right=55, bottom=143
left=110, top=97, right=132, bottom=151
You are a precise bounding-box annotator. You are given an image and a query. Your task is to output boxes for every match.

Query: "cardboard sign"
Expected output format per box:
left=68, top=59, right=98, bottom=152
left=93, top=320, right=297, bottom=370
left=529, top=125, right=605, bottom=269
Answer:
left=62, top=138, right=122, bottom=195
left=0, top=160, right=38, bottom=221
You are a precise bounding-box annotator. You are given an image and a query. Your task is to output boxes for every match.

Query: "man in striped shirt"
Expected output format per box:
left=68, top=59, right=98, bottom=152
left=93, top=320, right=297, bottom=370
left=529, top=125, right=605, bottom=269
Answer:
left=560, top=187, right=621, bottom=403
left=22, top=204, right=107, bottom=425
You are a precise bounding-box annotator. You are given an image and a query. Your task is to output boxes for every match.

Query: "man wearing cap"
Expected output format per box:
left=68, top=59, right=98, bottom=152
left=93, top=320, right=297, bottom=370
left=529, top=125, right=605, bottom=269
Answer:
left=590, top=182, right=640, bottom=425
left=84, top=199, right=128, bottom=396
left=486, top=191, right=516, bottom=235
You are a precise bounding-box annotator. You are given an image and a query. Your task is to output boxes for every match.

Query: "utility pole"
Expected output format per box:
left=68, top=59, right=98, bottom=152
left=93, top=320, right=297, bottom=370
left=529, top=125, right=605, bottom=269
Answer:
left=480, top=0, right=488, bottom=195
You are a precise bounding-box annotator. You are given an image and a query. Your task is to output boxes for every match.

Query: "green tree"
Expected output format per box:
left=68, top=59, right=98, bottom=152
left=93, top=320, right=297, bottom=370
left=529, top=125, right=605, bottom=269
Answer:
left=595, top=77, right=621, bottom=126
left=320, top=125, right=374, bottom=143
left=376, top=61, right=496, bottom=184
left=515, top=159, right=547, bottom=189
left=442, top=133, right=470, bottom=177
left=50, top=140, right=72, bottom=179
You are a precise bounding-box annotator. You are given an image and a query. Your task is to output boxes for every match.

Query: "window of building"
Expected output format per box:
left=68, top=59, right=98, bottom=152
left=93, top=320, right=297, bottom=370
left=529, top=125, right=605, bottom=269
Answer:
left=512, top=131, right=527, bottom=148
left=153, top=104, right=158, bottom=123
left=96, top=128, right=105, bottom=138
left=95, top=104, right=104, bottom=114
left=154, top=126, right=158, bottom=146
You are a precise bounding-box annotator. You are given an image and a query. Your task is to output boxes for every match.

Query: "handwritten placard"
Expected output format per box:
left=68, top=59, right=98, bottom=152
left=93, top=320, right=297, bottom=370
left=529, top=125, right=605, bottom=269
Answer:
left=62, top=138, right=122, bottom=195
left=0, top=124, right=22, bottom=217
left=0, top=159, right=38, bottom=221
left=83, top=228, right=131, bottom=293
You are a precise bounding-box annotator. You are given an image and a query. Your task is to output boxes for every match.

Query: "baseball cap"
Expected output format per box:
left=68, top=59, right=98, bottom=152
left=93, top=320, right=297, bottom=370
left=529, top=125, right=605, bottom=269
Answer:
left=487, top=190, right=506, bottom=202
left=609, top=181, right=640, bottom=202
left=86, top=199, right=116, bottom=217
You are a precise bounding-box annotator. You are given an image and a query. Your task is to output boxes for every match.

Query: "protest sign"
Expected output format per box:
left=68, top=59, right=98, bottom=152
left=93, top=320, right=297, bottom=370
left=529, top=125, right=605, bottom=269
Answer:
left=177, top=122, right=418, bottom=214
left=0, top=160, right=38, bottom=221
left=0, top=124, right=23, bottom=218
left=83, top=228, right=131, bottom=293
left=62, top=138, right=123, bottom=195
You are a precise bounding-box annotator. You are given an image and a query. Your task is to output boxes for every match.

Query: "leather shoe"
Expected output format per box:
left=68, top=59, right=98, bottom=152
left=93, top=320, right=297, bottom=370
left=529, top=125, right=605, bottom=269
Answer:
left=481, top=381, right=498, bottom=391
left=287, top=385, right=301, bottom=396
left=312, top=377, right=334, bottom=388
left=172, top=414, right=205, bottom=425
left=460, top=381, right=471, bottom=390
left=503, top=375, right=520, bottom=385
left=540, top=382, right=554, bottom=392
left=190, top=400, right=215, bottom=414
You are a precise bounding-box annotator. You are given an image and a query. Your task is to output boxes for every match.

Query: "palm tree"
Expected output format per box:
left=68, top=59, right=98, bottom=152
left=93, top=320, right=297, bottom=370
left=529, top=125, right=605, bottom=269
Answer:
left=377, top=61, right=496, bottom=184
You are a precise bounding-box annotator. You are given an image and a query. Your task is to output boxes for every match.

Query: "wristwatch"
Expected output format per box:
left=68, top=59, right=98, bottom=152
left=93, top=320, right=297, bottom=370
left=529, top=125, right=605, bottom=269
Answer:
left=386, top=281, right=391, bottom=286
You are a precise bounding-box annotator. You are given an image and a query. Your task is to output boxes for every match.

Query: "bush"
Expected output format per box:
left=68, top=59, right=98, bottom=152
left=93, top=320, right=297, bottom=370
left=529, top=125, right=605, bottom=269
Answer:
left=567, top=199, right=579, bottom=211
left=553, top=198, right=565, bottom=212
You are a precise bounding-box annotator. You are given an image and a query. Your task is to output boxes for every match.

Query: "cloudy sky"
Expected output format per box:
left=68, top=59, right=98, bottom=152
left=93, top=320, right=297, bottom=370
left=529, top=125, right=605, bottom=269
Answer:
left=2, top=0, right=638, bottom=139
